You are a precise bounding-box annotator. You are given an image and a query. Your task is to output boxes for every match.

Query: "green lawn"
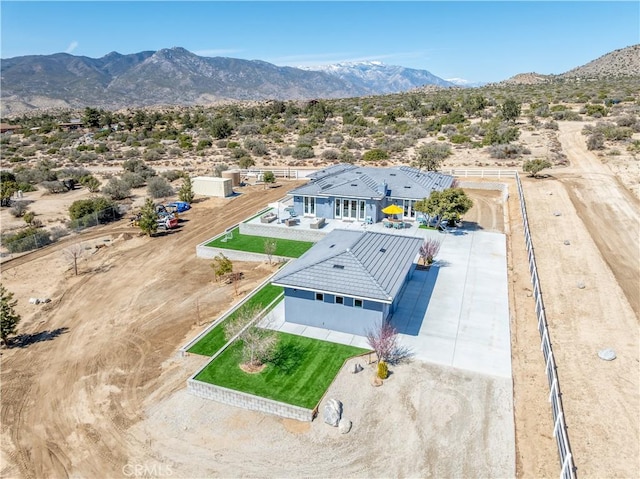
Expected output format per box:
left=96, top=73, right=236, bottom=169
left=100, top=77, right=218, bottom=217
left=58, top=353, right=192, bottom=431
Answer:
left=195, top=332, right=369, bottom=409
left=187, top=284, right=284, bottom=356
left=205, top=227, right=313, bottom=258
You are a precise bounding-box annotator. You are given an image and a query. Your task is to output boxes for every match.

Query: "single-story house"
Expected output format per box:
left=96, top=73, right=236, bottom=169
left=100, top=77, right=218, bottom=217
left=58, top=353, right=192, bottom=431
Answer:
left=0, top=123, right=22, bottom=134
left=286, top=164, right=454, bottom=223
left=271, top=229, right=424, bottom=336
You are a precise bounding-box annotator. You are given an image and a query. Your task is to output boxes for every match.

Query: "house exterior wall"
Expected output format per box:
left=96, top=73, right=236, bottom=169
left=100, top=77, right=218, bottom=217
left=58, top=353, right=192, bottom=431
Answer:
left=283, top=287, right=385, bottom=336
left=294, top=195, right=382, bottom=222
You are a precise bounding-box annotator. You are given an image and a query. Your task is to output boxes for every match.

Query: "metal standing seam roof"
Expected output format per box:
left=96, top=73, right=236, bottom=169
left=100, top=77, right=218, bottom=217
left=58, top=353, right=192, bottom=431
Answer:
left=271, top=230, right=424, bottom=303
left=291, top=165, right=454, bottom=200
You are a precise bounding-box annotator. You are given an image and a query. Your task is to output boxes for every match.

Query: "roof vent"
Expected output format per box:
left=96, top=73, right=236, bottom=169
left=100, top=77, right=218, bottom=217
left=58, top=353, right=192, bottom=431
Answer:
left=329, top=244, right=335, bottom=248
left=404, top=186, right=411, bottom=188
left=351, top=183, right=357, bottom=186
left=333, top=264, right=345, bottom=269
left=390, top=173, right=397, bottom=176
left=379, top=248, right=387, bottom=253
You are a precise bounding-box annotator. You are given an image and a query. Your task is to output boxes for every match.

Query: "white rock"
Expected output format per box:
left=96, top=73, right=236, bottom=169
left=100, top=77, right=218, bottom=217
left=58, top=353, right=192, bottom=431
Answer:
left=338, top=418, right=352, bottom=434
left=323, top=398, right=343, bottom=427
left=598, top=348, right=616, bottom=361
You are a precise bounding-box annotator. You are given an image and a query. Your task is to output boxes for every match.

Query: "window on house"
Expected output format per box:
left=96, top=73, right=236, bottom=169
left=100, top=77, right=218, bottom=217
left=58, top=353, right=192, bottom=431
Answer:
left=335, top=296, right=344, bottom=305
left=316, top=293, right=324, bottom=301
left=354, top=299, right=363, bottom=308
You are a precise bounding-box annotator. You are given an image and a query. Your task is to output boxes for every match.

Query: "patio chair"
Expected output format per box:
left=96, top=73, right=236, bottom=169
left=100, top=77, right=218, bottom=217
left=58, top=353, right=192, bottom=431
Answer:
left=365, top=216, right=373, bottom=225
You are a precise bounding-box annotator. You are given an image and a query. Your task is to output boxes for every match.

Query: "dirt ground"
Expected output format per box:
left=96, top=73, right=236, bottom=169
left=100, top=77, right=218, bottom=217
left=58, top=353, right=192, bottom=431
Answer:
left=1, top=118, right=639, bottom=478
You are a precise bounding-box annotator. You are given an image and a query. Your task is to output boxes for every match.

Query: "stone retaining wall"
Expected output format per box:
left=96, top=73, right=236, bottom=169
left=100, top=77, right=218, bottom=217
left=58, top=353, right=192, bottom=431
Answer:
left=195, top=244, right=282, bottom=262
left=187, top=379, right=315, bottom=421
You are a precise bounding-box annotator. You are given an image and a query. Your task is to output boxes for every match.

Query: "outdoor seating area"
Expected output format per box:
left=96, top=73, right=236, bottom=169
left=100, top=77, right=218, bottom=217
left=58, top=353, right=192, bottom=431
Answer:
left=383, top=218, right=406, bottom=229
left=261, top=212, right=277, bottom=223
left=285, top=217, right=299, bottom=227
left=310, top=217, right=326, bottom=229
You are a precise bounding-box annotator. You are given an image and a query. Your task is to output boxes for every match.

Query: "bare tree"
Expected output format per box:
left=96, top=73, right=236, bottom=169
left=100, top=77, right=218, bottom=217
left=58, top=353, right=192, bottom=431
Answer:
left=366, top=321, right=412, bottom=365
left=224, top=305, right=278, bottom=368
left=419, top=238, right=442, bottom=266
left=264, top=238, right=277, bottom=265
left=63, top=243, right=86, bottom=276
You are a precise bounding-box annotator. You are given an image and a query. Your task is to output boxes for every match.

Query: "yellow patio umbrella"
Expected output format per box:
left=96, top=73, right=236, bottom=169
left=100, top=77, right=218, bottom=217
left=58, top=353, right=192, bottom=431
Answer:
left=382, top=204, right=404, bottom=219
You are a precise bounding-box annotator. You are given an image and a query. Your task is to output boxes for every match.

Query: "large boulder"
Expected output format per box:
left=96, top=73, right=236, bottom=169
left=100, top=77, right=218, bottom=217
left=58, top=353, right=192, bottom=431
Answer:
left=323, top=398, right=343, bottom=427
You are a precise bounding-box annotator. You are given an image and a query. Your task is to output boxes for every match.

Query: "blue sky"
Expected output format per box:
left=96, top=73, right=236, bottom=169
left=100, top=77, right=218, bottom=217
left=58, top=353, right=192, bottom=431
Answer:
left=1, top=1, right=638, bottom=83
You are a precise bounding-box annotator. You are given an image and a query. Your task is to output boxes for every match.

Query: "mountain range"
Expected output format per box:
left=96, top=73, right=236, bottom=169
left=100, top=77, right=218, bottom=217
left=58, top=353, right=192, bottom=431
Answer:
left=1, top=45, right=638, bottom=115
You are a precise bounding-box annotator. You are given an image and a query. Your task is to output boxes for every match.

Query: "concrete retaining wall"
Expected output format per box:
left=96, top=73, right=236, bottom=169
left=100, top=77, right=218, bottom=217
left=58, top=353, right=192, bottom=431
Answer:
left=195, top=244, right=285, bottom=262
left=240, top=222, right=326, bottom=242
left=187, top=379, right=315, bottom=421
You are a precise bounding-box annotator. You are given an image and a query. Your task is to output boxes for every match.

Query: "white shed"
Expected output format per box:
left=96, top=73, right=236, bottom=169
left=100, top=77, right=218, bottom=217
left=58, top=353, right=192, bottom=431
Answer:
left=193, top=177, right=233, bottom=197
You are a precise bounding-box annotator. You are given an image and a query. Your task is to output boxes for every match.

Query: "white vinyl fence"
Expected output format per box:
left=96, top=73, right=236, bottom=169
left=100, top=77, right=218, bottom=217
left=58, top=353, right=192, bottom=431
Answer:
left=513, top=172, right=576, bottom=479
left=447, top=169, right=576, bottom=478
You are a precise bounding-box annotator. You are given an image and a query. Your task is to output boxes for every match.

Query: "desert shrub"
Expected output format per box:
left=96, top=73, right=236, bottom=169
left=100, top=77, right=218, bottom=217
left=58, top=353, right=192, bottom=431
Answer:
left=9, top=201, right=28, bottom=217
left=292, top=146, right=315, bottom=159
left=237, top=123, right=261, bottom=135
left=102, top=177, right=131, bottom=200
left=50, top=226, right=70, bottom=241
left=238, top=156, right=255, bottom=169
left=121, top=172, right=146, bottom=188
left=69, top=196, right=116, bottom=220
left=338, top=150, right=356, bottom=163
left=147, top=176, right=174, bottom=199
left=41, top=180, right=67, bottom=194
left=543, top=121, right=559, bottom=130
left=321, top=149, right=340, bottom=160
left=213, top=164, right=229, bottom=177
left=488, top=144, right=530, bottom=159
left=124, top=148, right=140, bottom=158
left=327, top=134, right=344, bottom=144
left=552, top=110, right=582, bottom=121
left=377, top=361, right=389, bottom=379
left=244, top=138, right=268, bottom=156
left=22, top=211, right=35, bottom=224
left=143, top=149, right=161, bottom=161
left=343, top=138, right=361, bottom=149
left=362, top=148, right=389, bottom=162
left=1, top=227, right=52, bottom=253
left=586, top=133, right=605, bottom=150
left=450, top=134, right=471, bottom=144
left=122, top=159, right=155, bottom=178
left=160, top=170, right=184, bottom=182
left=95, top=143, right=109, bottom=153
left=615, top=115, right=637, bottom=128
left=583, top=104, right=608, bottom=118
left=196, top=139, right=212, bottom=151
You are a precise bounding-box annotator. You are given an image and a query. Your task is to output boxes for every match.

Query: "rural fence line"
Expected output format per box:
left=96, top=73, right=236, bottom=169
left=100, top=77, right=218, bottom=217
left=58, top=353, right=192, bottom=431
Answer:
left=239, top=168, right=299, bottom=179
left=1, top=204, right=125, bottom=256
left=514, top=172, right=577, bottom=479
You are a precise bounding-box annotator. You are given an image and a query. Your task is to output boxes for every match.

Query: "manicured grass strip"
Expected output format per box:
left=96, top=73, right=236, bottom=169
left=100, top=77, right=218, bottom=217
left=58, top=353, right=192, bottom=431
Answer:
left=205, top=227, right=313, bottom=258
left=187, top=284, right=284, bottom=356
left=195, top=332, right=369, bottom=409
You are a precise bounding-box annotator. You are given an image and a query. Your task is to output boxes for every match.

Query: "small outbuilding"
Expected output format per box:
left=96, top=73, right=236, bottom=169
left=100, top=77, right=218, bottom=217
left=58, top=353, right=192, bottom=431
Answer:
left=192, top=176, right=233, bottom=197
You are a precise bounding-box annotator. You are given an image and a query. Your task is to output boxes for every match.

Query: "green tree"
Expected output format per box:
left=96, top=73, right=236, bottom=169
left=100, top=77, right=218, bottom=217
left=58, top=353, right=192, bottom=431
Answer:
left=0, top=284, right=21, bottom=346
left=1, top=171, right=17, bottom=207
left=211, top=253, right=236, bottom=292
left=138, top=198, right=158, bottom=237
left=501, top=99, right=521, bottom=122
left=415, top=143, right=452, bottom=171
left=178, top=176, right=195, bottom=203
left=523, top=159, right=552, bottom=178
left=68, top=196, right=116, bottom=221
left=210, top=118, right=233, bottom=139
left=415, top=188, right=473, bottom=228
left=83, top=107, right=101, bottom=128
left=238, top=156, right=255, bottom=169
left=262, top=171, right=276, bottom=188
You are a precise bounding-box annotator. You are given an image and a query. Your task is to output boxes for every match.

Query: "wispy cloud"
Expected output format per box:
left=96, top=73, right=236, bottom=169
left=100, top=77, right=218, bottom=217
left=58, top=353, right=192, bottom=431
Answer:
left=193, top=48, right=242, bottom=57
left=65, top=41, right=79, bottom=54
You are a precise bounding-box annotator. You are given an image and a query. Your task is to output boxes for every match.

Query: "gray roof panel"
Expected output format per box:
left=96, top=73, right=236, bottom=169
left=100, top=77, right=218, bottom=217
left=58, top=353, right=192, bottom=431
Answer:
left=272, top=230, right=423, bottom=302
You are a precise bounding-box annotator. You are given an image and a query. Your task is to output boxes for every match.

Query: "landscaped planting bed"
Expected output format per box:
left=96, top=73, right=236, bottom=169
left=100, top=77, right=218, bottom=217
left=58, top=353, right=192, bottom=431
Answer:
left=205, top=227, right=313, bottom=258
left=187, top=284, right=284, bottom=356
left=195, top=332, right=368, bottom=409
